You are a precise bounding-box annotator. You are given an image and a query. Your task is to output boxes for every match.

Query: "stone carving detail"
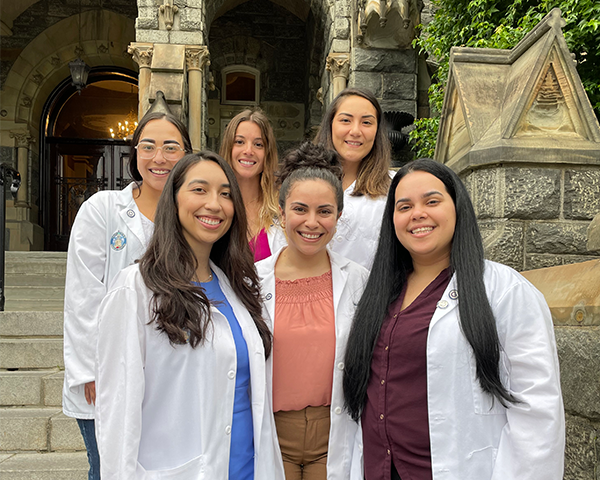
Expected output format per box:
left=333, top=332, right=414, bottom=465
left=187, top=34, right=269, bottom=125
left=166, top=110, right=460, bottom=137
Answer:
left=74, top=45, right=84, bottom=57
left=316, top=87, right=324, bottom=105
left=326, top=53, right=350, bottom=79
left=128, top=45, right=154, bottom=68
left=185, top=47, right=210, bottom=71
left=357, top=0, right=423, bottom=48
left=97, top=44, right=109, bottom=54
left=522, top=61, right=575, bottom=134
left=159, top=0, right=179, bottom=31
left=10, top=130, right=34, bottom=148
left=32, top=73, right=44, bottom=86
left=50, top=55, right=61, bottom=67
left=20, top=96, right=32, bottom=108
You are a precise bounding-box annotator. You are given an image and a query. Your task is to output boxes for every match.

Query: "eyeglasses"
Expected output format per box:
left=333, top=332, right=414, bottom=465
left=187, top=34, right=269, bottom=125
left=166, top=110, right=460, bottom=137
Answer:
left=135, top=142, right=185, bottom=160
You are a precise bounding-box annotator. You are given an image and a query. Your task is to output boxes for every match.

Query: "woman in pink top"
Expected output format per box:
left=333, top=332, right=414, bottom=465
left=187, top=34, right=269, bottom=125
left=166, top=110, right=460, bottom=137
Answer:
left=220, top=109, right=283, bottom=260
left=256, top=142, right=369, bottom=480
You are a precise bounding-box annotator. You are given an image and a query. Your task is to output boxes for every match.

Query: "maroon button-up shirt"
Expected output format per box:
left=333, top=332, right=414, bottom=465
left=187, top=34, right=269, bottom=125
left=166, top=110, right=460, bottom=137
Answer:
left=362, top=268, right=451, bottom=480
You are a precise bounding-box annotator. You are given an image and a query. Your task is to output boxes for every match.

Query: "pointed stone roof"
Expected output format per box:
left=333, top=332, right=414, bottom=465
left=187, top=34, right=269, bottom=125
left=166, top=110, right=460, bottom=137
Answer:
left=435, top=8, right=600, bottom=173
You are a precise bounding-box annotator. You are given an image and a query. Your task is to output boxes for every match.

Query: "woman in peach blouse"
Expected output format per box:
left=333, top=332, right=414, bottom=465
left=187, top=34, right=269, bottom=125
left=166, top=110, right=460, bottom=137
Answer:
left=256, top=142, right=368, bottom=480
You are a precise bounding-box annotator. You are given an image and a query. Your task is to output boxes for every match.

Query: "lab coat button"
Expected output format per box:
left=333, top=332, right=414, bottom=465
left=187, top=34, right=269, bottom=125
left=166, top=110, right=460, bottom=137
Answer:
left=449, top=289, right=459, bottom=299
left=228, top=370, right=235, bottom=379
left=337, top=362, right=344, bottom=370
left=265, top=293, right=273, bottom=300
left=437, top=300, right=449, bottom=309
left=225, top=425, right=231, bottom=435
left=337, top=235, right=342, bottom=242
left=126, top=209, right=135, bottom=218
left=334, top=407, right=342, bottom=415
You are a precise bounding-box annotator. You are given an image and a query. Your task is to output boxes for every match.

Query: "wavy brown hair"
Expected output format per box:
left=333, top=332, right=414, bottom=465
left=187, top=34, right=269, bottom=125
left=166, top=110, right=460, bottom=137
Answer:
left=139, top=151, right=272, bottom=356
left=219, top=108, right=279, bottom=233
left=314, top=87, right=391, bottom=198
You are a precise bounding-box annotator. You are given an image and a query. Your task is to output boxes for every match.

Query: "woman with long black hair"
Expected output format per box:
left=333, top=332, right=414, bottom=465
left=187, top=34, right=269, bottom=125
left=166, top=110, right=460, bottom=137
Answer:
left=343, top=158, right=564, bottom=480
left=95, top=152, right=284, bottom=479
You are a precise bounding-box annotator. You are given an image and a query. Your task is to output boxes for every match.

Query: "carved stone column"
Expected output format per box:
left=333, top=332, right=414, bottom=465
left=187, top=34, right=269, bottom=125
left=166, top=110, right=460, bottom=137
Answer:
left=326, top=53, right=350, bottom=99
left=128, top=43, right=154, bottom=120
left=185, top=46, right=210, bottom=151
left=9, top=130, right=33, bottom=208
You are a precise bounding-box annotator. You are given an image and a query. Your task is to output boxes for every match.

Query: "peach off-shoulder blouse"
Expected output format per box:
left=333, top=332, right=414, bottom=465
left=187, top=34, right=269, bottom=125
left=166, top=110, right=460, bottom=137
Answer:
left=272, top=270, right=336, bottom=412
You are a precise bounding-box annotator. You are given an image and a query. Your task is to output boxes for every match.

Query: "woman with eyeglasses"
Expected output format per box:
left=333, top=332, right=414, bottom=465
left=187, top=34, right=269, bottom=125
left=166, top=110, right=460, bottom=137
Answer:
left=62, top=111, right=192, bottom=480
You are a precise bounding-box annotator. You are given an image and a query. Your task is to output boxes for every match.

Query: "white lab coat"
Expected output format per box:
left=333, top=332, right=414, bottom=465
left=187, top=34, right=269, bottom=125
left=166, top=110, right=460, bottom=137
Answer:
left=329, top=175, right=393, bottom=269
left=256, top=248, right=369, bottom=480
left=62, top=183, right=148, bottom=419
left=95, top=262, right=286, bottom=480
left=426, top=260, right=564, bottom=479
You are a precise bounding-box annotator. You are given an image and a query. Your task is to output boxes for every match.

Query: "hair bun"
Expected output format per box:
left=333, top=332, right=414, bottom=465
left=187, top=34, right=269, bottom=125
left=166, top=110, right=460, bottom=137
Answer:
left=277, top=142, right=342, bottom=186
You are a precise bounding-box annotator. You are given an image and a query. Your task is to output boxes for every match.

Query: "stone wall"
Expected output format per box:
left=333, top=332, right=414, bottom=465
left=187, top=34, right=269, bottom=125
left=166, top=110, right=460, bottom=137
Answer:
left=462, top=165, right=600, bottom=271
left=349, top=48, right=418, bottom=118
left=0, top=0, right=137, bottom=88
left=521, top=260, right=600, bottom=479
left=208, top=0, right=308, bottom=104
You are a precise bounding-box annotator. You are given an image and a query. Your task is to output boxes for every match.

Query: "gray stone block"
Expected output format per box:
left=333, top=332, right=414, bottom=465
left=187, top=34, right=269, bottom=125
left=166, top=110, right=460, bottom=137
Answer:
left=0, top=311, right=63, bottom=337
left=135, top=28, right=169, bottom=44
left=349, top=72, right=382, bottom=97
left=43, top=372, right=64, bottom=407
left=135, top=17, right=159, bottom=31
left=588, top=213, right=600, bottom=252
left=334, top=17, right=350, bottom=39
left=504, top=168, right=560, bottom=219
left=0, top=339, right=64, bottom=369
left=525, top=254, right=564, bottom=270
left=378, top=99, right=417, bottom=118
left=0, top=452, right=88, bottom=480
left=353, top=48, right=416, bottom=73
left=0, top=371, right=51, bottom=406
left=563, top=412, right=599, bottom=480
left=50, top=414, right=85, bottom=452
left=168, top=30, right=205, bottom=45
left=479, top=220, right=524, bottom=270
left=555, top=327, right=600, bottom=419
left=382, top=73, right=417, bottom=100
left=331, top=39, right=350, bottom=53
left=0, top=408, right=59, bottom=451
left=465, top=168, right=499, bottom=219
left=526, top=222, right=593, bottom=255
left=564, top=169, right=600, bottom=221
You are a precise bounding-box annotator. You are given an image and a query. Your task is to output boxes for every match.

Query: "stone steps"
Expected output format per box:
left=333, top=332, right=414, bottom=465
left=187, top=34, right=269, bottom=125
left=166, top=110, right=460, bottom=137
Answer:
left=4, top=252, right=67, bottom=312
left=0, top=452, right=87, bottom=480
left=1, top=252, right=86, bottom=477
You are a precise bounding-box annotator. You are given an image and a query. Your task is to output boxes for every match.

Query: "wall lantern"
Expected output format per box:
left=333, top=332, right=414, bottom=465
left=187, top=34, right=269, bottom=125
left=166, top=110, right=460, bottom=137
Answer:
left=69, top=58, right=91, bottom=94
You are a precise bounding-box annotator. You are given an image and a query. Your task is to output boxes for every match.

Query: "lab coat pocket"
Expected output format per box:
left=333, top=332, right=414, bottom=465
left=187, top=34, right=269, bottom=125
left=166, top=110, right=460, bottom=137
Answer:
left=468, top=350, right=510, bottom=415
left=136, top=455, right=205, bottom=480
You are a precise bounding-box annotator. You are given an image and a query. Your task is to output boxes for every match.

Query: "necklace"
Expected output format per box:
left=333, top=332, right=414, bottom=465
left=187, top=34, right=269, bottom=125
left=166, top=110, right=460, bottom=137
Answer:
left=197, top=271, right=213, bottom=283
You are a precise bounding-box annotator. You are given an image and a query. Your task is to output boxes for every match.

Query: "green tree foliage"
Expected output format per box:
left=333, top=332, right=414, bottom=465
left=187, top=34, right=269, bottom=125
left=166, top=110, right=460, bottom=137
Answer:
left=410, top=0, right=600, bottom=158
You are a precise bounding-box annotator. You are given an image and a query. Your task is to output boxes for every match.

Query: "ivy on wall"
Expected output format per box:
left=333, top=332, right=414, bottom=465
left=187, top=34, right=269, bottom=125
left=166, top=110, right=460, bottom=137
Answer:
left=410, top=0, right=600, bottom=159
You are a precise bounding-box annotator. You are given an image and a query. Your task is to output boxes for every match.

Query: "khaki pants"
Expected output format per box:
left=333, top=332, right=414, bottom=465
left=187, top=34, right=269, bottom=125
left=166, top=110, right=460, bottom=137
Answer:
left=274, top=406, right=331, bottom=480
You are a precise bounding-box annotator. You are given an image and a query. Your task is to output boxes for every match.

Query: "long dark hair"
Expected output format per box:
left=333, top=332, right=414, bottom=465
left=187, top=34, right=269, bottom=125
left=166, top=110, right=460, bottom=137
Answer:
left=129, top=112, right=193, bottom=182
left=343, top=158, right=518, bottom=421
left=277, top=142, right=344, bottom=213
left=139, top=151, right=272, bottom=356
left=313, top=87, right=391, bottom=198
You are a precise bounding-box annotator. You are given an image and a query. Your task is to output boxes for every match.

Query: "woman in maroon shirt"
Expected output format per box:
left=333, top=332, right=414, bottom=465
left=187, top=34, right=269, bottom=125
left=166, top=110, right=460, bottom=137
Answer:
left=343, top=159, right=564, bottom=480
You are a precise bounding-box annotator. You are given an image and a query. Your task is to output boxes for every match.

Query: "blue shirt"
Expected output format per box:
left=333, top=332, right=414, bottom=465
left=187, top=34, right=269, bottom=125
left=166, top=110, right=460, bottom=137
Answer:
left=196, top=275, right=254, bottom=480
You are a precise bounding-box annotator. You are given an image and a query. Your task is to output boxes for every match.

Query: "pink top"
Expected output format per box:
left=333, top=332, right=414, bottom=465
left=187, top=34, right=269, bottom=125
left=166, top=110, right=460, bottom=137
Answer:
left=250, top=228, right=271, bottom=262
left=273, top=270, right=336, bottom=412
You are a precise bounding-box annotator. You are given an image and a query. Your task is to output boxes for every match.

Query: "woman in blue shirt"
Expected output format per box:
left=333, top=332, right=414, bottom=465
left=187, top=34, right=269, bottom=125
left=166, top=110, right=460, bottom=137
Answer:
left=95, top=151, right=285, bottom=479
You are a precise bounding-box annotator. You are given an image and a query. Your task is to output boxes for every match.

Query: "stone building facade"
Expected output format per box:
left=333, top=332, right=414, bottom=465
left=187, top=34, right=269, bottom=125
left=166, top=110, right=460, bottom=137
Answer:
left=0, top=0, right=428, bottom=251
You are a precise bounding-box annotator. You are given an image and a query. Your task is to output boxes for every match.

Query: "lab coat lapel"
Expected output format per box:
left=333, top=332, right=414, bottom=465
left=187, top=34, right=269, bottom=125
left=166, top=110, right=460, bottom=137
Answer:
left=211, top=262, right=267, bottom=459
left=330, top=252, right=349, bottom=327
left=117, top=184, right=146, bottom=248
left=429, top=274, right=459, bottom=330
